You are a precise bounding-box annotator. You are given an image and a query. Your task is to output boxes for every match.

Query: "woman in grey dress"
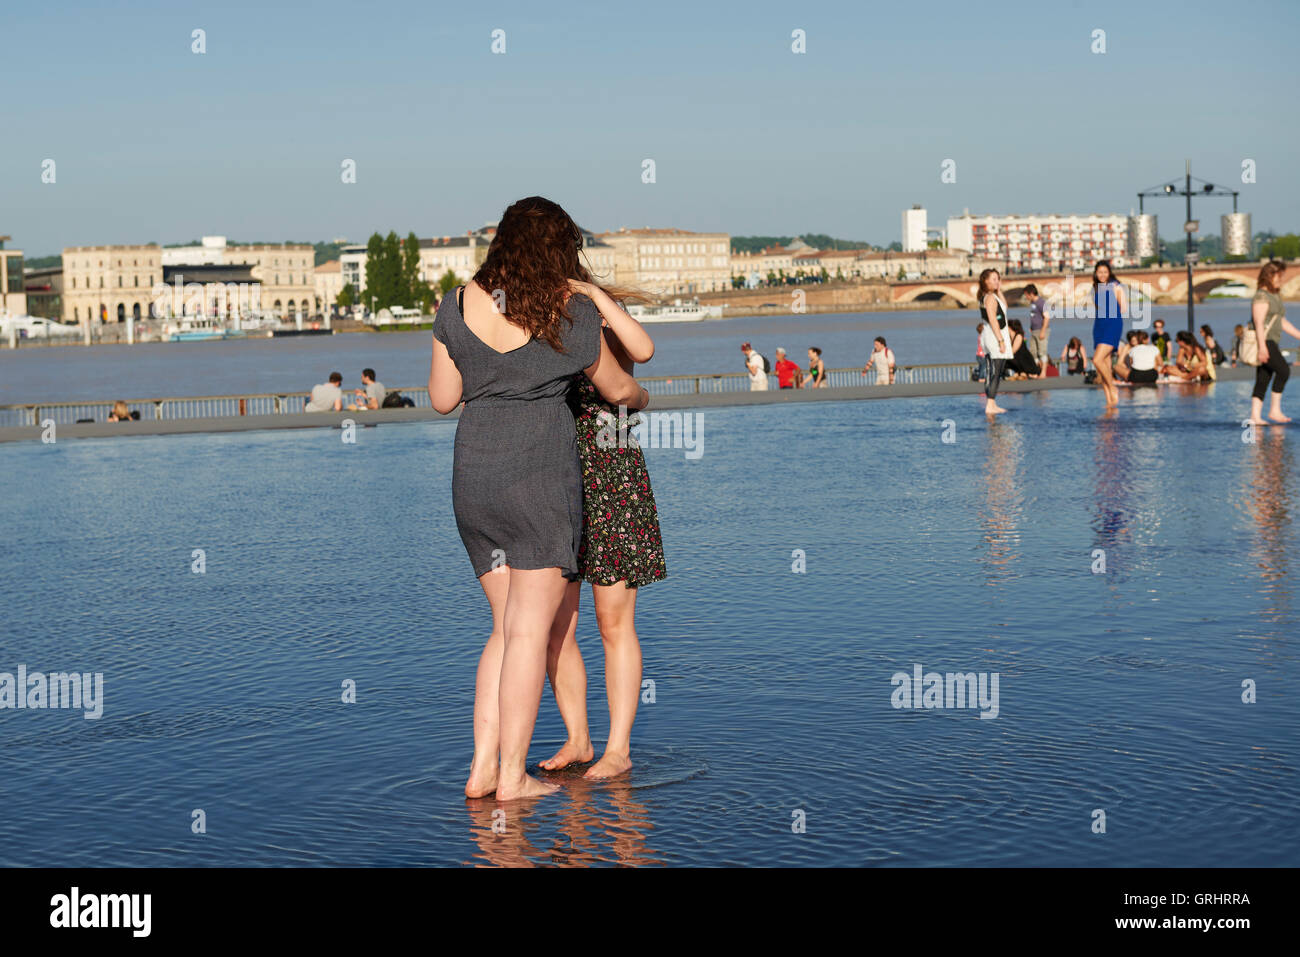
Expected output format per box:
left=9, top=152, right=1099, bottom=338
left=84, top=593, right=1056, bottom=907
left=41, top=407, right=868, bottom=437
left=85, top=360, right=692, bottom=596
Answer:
left=428, top=196, right=649, bottom=800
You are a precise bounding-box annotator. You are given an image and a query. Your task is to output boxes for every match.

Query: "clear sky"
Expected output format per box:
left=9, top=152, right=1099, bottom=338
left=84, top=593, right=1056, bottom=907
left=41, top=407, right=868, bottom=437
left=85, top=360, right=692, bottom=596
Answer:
left=3, top=0, right=1296, bottom=256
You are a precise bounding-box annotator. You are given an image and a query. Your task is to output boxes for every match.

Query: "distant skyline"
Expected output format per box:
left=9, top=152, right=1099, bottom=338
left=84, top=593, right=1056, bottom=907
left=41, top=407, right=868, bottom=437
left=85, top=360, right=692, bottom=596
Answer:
left=3, top=0, right=1297, bottom=257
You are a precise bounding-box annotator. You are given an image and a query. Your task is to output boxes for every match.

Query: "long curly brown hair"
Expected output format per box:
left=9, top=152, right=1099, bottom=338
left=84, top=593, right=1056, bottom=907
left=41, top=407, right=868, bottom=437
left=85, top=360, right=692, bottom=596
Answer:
left=472, top=196, right=633, bottom=353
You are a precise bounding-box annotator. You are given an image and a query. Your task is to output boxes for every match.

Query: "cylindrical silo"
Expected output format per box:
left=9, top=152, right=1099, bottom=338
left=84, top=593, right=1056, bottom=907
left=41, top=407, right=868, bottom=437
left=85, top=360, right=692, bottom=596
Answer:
left=1127, top=214, right=1158, bottom=260
left=1221, top=213, right=1251, bottom=257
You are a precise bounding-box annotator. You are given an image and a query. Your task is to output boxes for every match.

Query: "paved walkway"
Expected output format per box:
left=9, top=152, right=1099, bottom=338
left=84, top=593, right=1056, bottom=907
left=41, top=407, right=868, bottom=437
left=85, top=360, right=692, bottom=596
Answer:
left=0, top=368, right=1257, bottom=444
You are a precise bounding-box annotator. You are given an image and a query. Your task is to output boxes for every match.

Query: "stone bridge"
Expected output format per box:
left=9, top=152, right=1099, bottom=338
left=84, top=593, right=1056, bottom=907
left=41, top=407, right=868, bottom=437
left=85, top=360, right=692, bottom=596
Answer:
left=890, top=260, right=1300, bottom=307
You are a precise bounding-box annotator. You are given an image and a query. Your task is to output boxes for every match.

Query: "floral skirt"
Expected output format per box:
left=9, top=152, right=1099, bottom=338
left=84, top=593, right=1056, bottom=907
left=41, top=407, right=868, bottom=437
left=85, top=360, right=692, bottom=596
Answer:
left=573, top=387, right=667, bottom=588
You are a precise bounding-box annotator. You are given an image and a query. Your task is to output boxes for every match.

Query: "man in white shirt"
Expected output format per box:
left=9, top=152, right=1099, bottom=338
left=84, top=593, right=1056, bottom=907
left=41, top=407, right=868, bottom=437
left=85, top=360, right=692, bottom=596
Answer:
left=742, top=341, right=769, bottom=391
left=1122, top=331, right=1160, bottom=384
left=305, top=371, right=344, bottom=411
left=352, top=367, right=386, bottom=410
left=862, top=337, right=896, bottom=385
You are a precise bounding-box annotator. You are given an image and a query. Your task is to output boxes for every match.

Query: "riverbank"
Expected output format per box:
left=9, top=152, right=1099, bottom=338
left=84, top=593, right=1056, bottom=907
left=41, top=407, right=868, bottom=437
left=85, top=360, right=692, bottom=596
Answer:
left=0, top=369, right=1258, bottom=444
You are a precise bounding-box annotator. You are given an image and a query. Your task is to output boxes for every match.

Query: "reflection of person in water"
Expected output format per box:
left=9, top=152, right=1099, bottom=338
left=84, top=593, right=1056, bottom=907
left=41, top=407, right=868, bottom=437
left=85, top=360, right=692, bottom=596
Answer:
left=1243, top=428, right=1293, bottom=623
left=977, top=420, right=1024, bottom=584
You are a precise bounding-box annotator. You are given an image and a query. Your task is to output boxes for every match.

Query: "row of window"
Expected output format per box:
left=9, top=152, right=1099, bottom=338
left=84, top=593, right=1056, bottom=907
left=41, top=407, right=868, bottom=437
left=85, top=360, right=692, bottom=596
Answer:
left=637, top=242, right=728, bottom=255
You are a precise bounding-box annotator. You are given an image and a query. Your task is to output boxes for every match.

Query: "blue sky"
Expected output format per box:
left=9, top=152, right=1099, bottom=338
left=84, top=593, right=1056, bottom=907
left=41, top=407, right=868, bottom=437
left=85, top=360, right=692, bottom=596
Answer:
left=2, top=0, right=1296, bottom=255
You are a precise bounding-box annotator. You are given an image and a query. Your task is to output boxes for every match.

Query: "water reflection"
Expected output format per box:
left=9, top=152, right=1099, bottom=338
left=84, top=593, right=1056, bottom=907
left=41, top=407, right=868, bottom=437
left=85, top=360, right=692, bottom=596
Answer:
left=464, top=778, right=663, bottom=867
left=977, top=421, right=1025, bottom=583
left=1243, top=428, right=1295, bottom=625
left=1092, top=408, right=1135, bottom=553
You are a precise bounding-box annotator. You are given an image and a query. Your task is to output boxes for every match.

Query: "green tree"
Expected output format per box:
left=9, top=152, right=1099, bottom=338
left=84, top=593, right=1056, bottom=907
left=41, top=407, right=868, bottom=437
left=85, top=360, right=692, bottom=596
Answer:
left=438, top=269, right=460, bottom=296
left=403, top=231, right=432, bottom=308
left=1261, top=233, right=1300, bottom=259
left=337, top=283, right=356, bottom=308
left=361, top=232, right=385, bottom=312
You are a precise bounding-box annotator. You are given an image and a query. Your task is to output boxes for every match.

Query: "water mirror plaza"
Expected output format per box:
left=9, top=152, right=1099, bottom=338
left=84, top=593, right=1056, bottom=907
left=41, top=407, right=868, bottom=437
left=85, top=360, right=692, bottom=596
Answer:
left=2, top=379, right=1294, bottom=867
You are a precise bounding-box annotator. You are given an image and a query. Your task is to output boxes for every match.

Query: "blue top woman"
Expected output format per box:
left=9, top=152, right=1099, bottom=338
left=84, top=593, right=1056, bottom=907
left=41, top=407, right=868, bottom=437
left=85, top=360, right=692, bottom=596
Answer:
left=1091, top=260, right=1128, bottom=408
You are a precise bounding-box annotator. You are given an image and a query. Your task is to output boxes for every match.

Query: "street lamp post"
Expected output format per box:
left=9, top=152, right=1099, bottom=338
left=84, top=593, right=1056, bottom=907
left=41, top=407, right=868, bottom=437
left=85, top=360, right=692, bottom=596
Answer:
left=1137, top=160, right=1239, bottom=335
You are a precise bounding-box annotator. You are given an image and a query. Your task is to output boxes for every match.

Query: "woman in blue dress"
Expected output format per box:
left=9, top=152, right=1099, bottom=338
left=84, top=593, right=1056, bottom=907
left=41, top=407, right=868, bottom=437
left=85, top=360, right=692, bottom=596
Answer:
left=1091, top=260, right=1128, bottom=407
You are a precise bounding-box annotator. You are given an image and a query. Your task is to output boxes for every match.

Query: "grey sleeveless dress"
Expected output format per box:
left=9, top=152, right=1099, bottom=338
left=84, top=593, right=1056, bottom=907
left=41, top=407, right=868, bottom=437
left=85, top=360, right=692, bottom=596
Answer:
left=432, top=288, right=602, bottom=580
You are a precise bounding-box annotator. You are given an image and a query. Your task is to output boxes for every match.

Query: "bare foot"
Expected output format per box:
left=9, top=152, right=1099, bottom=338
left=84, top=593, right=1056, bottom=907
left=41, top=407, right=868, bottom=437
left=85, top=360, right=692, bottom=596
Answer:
left=1247, top=417, right=1269, bottom=426
left=538, top=739, right=594, bottom=771
left=465, top=761, right=498, bottom=798
left=584, top=752, right=633, bottom=780
left=1268, top=412, right=1291, bottom=423
left=986, top=404, right=1007, bottom=415
left=496, top=773, right=559, bottom=801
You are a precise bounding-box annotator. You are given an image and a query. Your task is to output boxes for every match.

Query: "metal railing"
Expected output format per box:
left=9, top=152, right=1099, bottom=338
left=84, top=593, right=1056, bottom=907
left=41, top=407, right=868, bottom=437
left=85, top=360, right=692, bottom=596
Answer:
left=0, top=364, right=981, bottom=427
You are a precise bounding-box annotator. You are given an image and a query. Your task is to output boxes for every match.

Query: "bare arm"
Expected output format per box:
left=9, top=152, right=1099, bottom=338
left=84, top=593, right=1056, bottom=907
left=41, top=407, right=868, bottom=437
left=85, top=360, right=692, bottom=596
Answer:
left=585, top=334, right=649, bottom=410
left=428, top=332, right=463, bottom=414
left=571, top=280, right=654, bottom=363
left=1252, top=299, right=1270, bottom=363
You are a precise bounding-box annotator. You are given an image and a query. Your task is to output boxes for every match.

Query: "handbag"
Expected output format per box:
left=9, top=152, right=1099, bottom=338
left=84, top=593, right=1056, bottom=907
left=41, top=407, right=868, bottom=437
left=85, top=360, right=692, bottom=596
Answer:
left=1240, top=327, right=1261, bottom=367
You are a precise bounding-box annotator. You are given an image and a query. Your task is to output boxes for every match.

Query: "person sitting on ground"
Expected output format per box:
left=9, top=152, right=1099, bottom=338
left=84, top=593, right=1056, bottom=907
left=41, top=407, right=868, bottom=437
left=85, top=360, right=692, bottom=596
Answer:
left=306, top=371, right=344, bottom=411
left=1200, top=325, right=1226, bottom=366
left=1230, top=324, right=1245, bottom=367
left=107, top=400, right=138, bottom=422
left=350, top=367, right=387, bottom=410
left=862, top=336, right=896, bottom=384
left=1114, top=330, right=1141, bottom=381
left=803, top=346, right=827, bottom=388
left=1124, top=331, right=1161, bottom=385
left=1161, top=331, right=1210, bottom=382
left=1005, top=319, right=1043, bottom=379
left=1060, top=336, right=1088, bottom=375
left=773, top=348, right=802, bottom=389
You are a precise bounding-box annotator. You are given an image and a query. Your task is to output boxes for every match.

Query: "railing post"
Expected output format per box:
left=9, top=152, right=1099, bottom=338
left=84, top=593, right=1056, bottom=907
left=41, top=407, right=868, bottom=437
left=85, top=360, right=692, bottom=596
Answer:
left=155, top=401, right=163, bottom=420
left=30, top=406, right=39, bottom=427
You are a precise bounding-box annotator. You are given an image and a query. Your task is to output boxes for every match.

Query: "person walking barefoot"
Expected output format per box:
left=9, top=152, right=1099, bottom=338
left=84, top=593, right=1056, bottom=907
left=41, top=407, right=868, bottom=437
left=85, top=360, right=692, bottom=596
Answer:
left=1248, top=260, right=1299, bottom=425
left=977, top=269, right=1013, bottom=415
left=428, top=197, right=649, bottom=800
left=540, top=280, right=667, bottom=780
left=1091, top=260, right=1127, bottom=407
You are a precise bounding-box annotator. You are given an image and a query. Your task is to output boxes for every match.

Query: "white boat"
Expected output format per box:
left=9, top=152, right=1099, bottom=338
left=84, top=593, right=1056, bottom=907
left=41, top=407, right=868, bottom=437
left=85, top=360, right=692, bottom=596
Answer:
left=1206, top=281, right=1252, bottom=300
left=626, top=299, right=722, bottom=323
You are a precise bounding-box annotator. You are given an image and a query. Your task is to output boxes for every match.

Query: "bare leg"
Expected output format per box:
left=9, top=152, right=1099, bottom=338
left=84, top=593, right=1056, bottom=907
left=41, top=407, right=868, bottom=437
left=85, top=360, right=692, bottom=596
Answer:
left=465, top=569, right=509, bottom=798
left=1248, top=395, right=1267, bottom=425
left=1094, top=343, right=1118, bottom=406
left=539, top=581, right=594, bottom=770
left=497, top=567, right=569, bottom=800
left=586, top=582, right=641, bottom=780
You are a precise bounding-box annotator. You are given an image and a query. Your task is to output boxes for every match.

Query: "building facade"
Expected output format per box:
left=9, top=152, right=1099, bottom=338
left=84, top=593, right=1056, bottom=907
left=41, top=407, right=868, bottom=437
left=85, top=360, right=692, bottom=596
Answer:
left=23, top=265, right=63, bottom=319
left=946, top=213, right=1132, bottom=273
left=314, top=260, right=343, bottom=308
left=902, top=206, right=928, bottom=252
left=61, top=245, right=160, bottom=323
left=599, top=228, right=732, bottom=294
left=0, top=236, right=28, bottom=317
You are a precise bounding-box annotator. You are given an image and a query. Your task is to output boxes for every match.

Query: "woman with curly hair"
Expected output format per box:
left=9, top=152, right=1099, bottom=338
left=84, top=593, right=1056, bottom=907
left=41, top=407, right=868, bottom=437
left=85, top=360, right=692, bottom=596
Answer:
left=428, top=196, right=649, bottom=800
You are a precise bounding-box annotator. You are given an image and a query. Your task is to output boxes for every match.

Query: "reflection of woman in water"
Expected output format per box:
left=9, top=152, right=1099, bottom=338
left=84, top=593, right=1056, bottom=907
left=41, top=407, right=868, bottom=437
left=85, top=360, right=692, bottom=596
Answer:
left=1091, top=260, right=1127, bottom=407
left=977, top=269, right=1013, bottom=416
left=1243, top=428, right=1293, bottom=623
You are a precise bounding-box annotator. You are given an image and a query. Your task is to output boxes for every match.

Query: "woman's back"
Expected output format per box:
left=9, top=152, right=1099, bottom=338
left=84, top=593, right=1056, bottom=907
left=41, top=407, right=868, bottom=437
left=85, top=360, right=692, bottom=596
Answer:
left=434, top=286, right=601, bottom=404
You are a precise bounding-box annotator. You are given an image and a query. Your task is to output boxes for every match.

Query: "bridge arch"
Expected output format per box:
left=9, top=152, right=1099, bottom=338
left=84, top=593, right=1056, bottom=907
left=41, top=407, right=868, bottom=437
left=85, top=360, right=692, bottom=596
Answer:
left=895, top=283, right=977, bottom=307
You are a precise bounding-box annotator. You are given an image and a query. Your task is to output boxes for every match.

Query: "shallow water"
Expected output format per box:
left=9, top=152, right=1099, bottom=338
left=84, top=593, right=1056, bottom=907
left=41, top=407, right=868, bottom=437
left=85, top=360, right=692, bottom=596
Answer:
left=0, top=379, right=1295, bottom=866
left=0, top=302, right=1252, bottom=404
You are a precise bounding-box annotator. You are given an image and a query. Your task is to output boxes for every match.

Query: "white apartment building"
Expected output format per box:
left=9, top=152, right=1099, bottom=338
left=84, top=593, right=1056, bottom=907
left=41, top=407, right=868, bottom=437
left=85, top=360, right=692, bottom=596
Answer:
left=946, top=213, right=1131, bottom=273
left=902, top=206, right=928, bottom=252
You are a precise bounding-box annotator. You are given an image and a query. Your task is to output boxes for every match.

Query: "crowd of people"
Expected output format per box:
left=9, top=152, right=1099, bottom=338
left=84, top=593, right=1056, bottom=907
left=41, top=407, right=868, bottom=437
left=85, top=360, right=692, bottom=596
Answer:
left=973, top=259, right=1297, bottom=421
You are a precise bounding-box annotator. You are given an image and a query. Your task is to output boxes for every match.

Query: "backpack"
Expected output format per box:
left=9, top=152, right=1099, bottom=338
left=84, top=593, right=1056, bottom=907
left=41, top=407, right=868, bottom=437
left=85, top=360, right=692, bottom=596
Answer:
left=759, top=353, right=771, bottom=373
left=382, top=391, right=413, bottom=408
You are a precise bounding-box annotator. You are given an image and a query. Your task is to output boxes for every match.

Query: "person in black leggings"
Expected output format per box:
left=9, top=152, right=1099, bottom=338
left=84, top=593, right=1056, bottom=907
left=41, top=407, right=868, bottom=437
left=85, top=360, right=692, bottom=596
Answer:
left=1248, top=260, right=1300, bottom=425
left=976, top=268, right=1013, bottom=415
